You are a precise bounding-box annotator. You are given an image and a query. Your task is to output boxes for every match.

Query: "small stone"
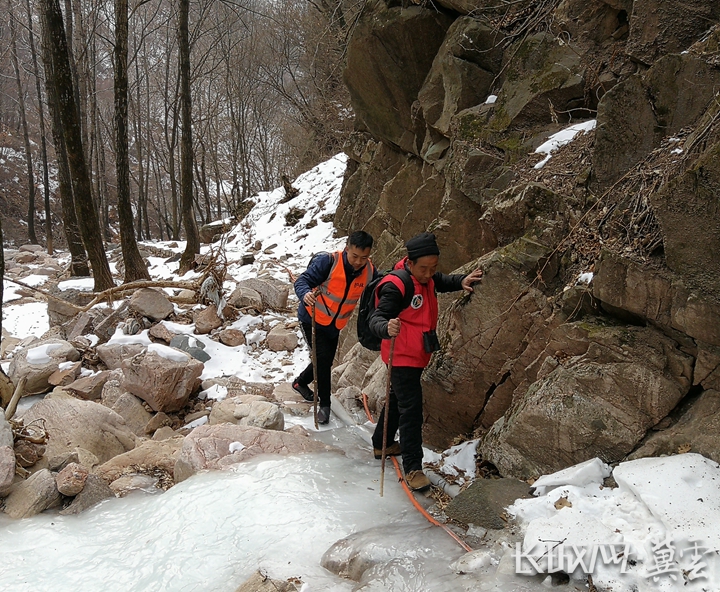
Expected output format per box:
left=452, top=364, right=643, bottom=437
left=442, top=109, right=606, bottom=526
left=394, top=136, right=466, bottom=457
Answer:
left=56, top=462, right=89, bottom=496
left=145, top=412, right=173, bottom=435
left=60, top=474, right=114, bottom=515
left=219, top=329, right=246, bottom=347
left=149, top=322, right=176, bottom=343
left=14, top=440, right=45, bottom=467
left=194, top=305, right=222, bottom=334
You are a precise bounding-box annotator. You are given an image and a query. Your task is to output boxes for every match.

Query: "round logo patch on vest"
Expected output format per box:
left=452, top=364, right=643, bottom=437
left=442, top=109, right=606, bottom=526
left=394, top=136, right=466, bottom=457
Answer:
left=411, top=294, right=423, bottom=309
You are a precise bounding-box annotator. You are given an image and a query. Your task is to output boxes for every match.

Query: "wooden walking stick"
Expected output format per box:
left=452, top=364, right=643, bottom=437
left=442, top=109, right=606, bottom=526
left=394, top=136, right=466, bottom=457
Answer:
left=311, top=300, right=319, bottom=430
left=380, top=336, right=396, bottom=497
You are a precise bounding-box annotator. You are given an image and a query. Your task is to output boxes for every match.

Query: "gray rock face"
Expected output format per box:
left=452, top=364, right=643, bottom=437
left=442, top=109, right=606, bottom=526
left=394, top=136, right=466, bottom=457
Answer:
left=627, top=0, right=720, bottom=65
left=23, top=393, right=135, bottom=464
left=344, top=5, right=453, bottom=153
left=594, top=55, right=720, bottom=186
left=418, top=18, right=503, bottom=137
left=8, top=339, right=81, bottom=395
left=3, top=469, right=62, bottom=519
left=631, top=390, right=720, bottom=464
left=650, top=136, right=720, bottom=295
left=129, top=287, right=174, bottom=321
left=121, top=348, right=204, bottom=412
left=593, top=250, right=720, bottom=348
left=445, top=478, right=532, bottom=530
left=422, top=237, right=560, bottom=446
left=480, top=323, right=693, bottom=479
left=174, top=423, right=336, bottom=482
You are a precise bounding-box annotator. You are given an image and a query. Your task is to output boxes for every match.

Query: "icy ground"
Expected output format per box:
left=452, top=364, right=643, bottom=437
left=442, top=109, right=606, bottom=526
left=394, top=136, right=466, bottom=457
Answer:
left=2, top=142, right=720, bottom=591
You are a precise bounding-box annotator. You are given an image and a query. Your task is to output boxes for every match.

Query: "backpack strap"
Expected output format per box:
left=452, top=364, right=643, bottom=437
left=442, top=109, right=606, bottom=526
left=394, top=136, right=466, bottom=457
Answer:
left=378, top=269, right=414, bottom=310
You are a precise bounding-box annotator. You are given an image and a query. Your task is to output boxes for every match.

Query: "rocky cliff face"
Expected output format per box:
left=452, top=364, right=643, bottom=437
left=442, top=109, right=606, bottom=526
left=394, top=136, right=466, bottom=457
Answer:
left=336, top=0, right=720, bottom=478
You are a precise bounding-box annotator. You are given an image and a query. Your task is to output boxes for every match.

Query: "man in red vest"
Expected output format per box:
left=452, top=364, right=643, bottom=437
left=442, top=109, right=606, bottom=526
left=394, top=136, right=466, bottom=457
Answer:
left=368, top=232, right=483, bottom=490
left=293, top=231, right=377, bottom=424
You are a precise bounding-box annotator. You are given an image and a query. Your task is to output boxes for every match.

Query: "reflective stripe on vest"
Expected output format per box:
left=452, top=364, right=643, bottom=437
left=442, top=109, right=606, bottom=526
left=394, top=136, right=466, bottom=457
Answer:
left=314, top=251, right=372, bottom=329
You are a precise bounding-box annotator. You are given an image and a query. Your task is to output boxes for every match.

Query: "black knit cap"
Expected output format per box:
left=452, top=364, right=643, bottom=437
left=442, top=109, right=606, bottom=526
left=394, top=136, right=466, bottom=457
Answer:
left=406, top=232, right=440, bottom=260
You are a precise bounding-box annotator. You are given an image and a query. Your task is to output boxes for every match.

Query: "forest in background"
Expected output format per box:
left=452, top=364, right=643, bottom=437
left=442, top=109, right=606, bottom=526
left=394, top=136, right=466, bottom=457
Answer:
left=0, top=0, right=359, bottom=254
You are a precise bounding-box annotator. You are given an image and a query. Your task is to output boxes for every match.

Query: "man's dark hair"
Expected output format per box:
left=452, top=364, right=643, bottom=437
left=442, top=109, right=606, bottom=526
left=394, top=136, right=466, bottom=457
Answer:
left=348, top=230, right=373, bottom=250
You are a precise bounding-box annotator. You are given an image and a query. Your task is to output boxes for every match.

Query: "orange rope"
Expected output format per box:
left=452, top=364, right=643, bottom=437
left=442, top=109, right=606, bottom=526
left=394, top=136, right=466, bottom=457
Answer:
left=362, top=393, right=473, bottom=553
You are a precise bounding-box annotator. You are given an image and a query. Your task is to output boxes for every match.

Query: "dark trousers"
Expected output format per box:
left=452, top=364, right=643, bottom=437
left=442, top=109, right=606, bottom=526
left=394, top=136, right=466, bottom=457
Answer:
left=371, top=366, right=425, bottom=473
left=297, top=322, right=339, bottom=408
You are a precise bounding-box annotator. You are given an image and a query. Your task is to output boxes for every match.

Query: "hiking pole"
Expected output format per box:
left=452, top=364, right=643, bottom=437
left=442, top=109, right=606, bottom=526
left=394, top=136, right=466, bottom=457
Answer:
left=380, top=336, right=396, bottom=497
left=311, top=299, right=319, bottom=430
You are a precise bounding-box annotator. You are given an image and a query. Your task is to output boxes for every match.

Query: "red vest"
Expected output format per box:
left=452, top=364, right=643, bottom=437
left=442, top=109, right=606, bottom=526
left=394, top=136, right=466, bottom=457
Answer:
left=314, top=251, right=373, bottom=329
left=381, top=258, right=438, bottom=368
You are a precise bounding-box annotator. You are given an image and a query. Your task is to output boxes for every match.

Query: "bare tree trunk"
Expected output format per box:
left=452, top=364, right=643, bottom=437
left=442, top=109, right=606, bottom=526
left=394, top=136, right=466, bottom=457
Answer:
left=40, top=0, right=113, bottom=291
left=40, top=14, right=89, bottom=276
left=25, top=0, right=53, bottom=253
left=178, top=0, right=199, bottom=274
left=10, top=7, right=39, bottom=245
left=0, top=214, right=4, bottom=334
left=114, top=0, right=150, bottom=282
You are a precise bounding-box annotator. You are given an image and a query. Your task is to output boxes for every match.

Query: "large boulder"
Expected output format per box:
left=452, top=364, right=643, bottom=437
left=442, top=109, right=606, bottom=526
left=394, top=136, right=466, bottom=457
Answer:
left=95, top=437, right=184, bottom=484
left=209, top=397, right=284, bottom=431
left=593, top=250, right=720, bottom=347
left=454, top=32, right=587, bottom=145
left=630, top=390, right=720, bottom=464
left=335, top=137, right=405, bottom=238
left=8, top=339, right=80, bottom=395
left=418, top=18, right=503, bottom=138
left=23, top=392, right=136, bottom=464
left=174, top=424, right=336, bottom=482
left=344, top=4, right=453, bottom=154
left=422, top=236, right=561, bottom=447
left=650, top=135, right=720, bottom=294
left=128, top=288, right=174, bottom=321
left=627, top=0, right=720, bottom=65
left=121, top=345, right=204, bottom=412
left=0, top=415, right=15, bottom=494
left=480, top=323, right=694, bottom=479
left=593, top=55, right=720, bottom=186
left=3, top=469, right=62, bottom=519
left=266, top=325, right=298, bottom=352
left=96, top=343, right=146, bottom=371
left=234, top=278, right=289, bottom=311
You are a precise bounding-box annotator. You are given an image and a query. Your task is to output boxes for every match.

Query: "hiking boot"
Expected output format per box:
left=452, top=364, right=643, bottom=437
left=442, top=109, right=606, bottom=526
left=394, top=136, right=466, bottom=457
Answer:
left=317, top=406, right=331, bottom=425
left=405, top=470, right=431, bottom=492
left=292, top=380, right=314, bottom=402
left=373, top=441, right=401, bottom=459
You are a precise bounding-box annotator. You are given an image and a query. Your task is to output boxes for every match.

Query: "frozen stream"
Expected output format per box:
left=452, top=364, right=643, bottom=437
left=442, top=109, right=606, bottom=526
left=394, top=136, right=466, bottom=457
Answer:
left=0, top=419, right=478, bottom=592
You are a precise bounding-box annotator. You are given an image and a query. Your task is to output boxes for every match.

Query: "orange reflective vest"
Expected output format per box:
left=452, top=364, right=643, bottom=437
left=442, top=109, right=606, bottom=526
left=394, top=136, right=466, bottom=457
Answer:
left=314, top=251, right=373, bottom=329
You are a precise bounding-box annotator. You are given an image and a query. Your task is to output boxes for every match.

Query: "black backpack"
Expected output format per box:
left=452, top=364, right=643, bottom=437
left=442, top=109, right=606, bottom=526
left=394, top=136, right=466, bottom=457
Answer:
left=356, top=269, right=414, bottom=351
